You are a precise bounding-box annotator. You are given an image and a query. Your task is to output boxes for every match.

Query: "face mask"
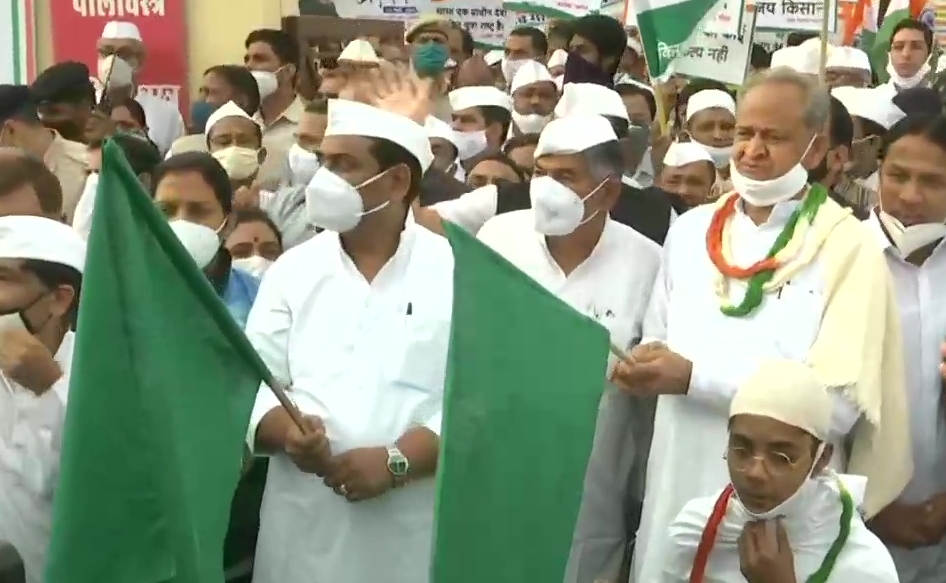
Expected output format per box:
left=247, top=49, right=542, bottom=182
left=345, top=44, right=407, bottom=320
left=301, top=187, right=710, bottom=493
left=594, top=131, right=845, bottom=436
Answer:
left=251, top=70, right=279, bottom=99
left=693, top=141, right=732, bottom=169
left=412, top=42, right=450, bottom=78
left=97, top=54, right=134, bottom=87
left=0, top=294, right=46, bottom=335
left=530, top=175, right=605, bottom=236
left=512, top=111, right=551, bottom=135
left=563, top=50, right=613, bottom=87
left=455, top=130, right=489, bottom=161
left=212, top=146, right=260, bottom=181
left=288, top=143, right=321, bottom=187
left=232, top=255, right=274, bottom=278
left=169, top=219, right=223, bottom=269
left=305, top=167, right=391, bottom=233
left=730, top=136, right=815, bottom=207
left=878, top=209, right=946, bottom=256
left=502, top=58, right=528, bottom=84
left=190, top=100, right=218, bottom=133
left=735, top=443, right=826, bottom=521
left=886, top=61, right=930, bottom=89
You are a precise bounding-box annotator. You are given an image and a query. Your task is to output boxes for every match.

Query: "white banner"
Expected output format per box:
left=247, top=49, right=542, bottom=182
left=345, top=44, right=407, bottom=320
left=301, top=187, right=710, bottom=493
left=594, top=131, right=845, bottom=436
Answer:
left=0, top=0, right=32, bottom=84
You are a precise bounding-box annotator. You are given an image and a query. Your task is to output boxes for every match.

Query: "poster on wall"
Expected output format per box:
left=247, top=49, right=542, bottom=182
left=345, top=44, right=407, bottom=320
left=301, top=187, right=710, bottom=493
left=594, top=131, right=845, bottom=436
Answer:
left=0, top=0, right=35, bottom=84
left=50, top=1, right=188, bottom=113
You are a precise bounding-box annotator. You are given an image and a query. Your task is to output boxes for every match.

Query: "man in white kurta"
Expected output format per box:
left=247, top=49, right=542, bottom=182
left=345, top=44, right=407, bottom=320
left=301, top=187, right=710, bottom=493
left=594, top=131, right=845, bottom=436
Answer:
left=477, top=114, right=660, bottom=583
left=663, top=359, right=899, bottom=583
left=611, top=67, right=910, bottom=583
left=244, top=98, right=453, bottom=583
left=0, top=216, right=86, bottom=583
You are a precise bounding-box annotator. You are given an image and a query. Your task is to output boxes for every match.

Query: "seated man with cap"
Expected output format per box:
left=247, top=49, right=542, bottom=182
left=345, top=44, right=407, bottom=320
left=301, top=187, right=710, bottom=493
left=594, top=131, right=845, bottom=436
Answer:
left=96, top=20, right=186, bottom=155
left=448, top=85, right=512, bottom=165
left=656, top=141, right=717, bottom=212
left=245, top=95, right=452, bottom=583
left=508, top=60, right=558, bottom=136
left=662, top=359, right=899, bottom=583
left=29, top=61, right=95, bottom=144
left=0, top=84, right=87, bottom=222
left=682, top=89, right=736, bottom=186
left=0, top=216, right=86, bottom=583
left=825, top=47, right=873, bottom=89
left=476, top=114, right=660, bottom=583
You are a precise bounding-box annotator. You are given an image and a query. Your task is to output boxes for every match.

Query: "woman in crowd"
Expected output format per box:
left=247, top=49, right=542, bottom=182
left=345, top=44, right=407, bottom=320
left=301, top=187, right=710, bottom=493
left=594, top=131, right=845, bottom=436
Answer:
left=225, top=208, right=284, bottom=278
left=465, top=152, right=526, bottom=189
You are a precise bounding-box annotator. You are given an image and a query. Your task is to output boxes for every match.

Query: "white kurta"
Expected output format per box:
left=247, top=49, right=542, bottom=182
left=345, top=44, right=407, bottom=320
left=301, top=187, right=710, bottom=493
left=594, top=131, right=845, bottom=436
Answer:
left=135, top=91, right=186, bottom=156
left=865, top=214, right=946, bottom=583
left=478, top=211, right=661, bottom=583
left=632, top=201, right=863, bottom=583
left=662, top=474, right=900, bottom=583
left=244, top=225, right=453, bottom=583
left=0, top=332, right=73, bottom=583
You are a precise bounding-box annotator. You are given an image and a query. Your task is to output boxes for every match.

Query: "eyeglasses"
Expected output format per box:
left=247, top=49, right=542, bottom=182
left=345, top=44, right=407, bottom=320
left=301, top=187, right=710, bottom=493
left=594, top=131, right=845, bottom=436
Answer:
left=723, top=445, right=803, bottom=477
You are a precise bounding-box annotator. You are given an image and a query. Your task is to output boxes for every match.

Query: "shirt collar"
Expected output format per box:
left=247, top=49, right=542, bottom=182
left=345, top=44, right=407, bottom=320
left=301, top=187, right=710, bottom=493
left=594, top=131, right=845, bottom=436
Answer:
left=866, top=207, right=896, bottom=252
left=255, top=95, right=305, bottom=128
left=734, top=197, right=801, bottom=226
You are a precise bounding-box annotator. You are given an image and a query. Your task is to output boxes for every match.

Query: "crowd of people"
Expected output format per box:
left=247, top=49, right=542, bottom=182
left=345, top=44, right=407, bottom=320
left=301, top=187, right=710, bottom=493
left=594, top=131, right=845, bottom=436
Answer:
left=0, top=7, right=945, bottom=583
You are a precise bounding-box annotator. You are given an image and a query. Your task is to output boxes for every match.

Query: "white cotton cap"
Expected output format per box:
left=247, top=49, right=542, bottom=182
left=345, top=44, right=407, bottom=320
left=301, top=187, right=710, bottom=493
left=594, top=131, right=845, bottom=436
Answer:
left=0, top=216, right=86, bottom=274
left=205, top=101, right=259, bottom=136
left=449, top=85, right=512, bottom=112
left=484, top=50, right=504, bottom=67
left=338, top=39, right=380, bottom=63
left=685, top=89, right=735, bottom=121
left=627, top=36, right=643, bottom=56
left=662, top=141, right=714, bottom=167
left=839, top=87, right=906, bottom=129
left=101, top=21, right=142, bottom=41
left=615, top=74, right=655, bottom=94
left=445, top=58, right=457, bottom=69
left=425, top=115, right=460, bottom=150
left=547, top=49, right=568, bottom=69
left=535, top=114, right=617, bottom=158
left=327, top=99, right=434, bottom=172
left=510, top=60, right=555, bottom=94
left=554, top=83, right=629, bottom=120
left=730, top=359, right=832, bottom=441
left=770, top=42, right=822, bottom=75
left=826, top=46, right=871, bottom=72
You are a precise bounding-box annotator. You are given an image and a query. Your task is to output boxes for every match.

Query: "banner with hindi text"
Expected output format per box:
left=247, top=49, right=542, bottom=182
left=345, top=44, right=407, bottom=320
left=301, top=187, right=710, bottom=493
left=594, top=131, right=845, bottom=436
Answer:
left=673, top=1, right=756, bottom=84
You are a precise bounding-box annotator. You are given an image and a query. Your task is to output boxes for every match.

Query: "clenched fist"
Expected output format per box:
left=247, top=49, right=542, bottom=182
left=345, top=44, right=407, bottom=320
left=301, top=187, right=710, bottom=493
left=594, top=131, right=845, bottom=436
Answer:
left=0, top=329, right=61, bottom=395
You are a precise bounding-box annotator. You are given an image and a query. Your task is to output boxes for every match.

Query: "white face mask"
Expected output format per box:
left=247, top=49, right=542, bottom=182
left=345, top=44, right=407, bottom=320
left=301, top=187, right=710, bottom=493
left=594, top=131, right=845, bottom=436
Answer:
left=304, top=167, right=390, bottom=233
left=455, top=130, right=489, bottom=161
left=886, top=61, right=930, bottom=89
left=251, top=69, right=279, bottom=99
left=97, top=55, right=134, bottom=88
left=511, top=111, right=551, bottom=135
left=878, top=209, right=946, bottom=256
left=232, top=255, right=274, bottom=278
left=855, top=170, right=879, bottom=191
left=212, top=146, right=260, bottom=181
left=730, top=136, right=815, bottom=207
left=288, top=143, right=320, bottom=187
left=735, top=443, right=826, bottom=521
left=694, top=141, right=733, bottom=169
left=169, top=220, right=223, bottom=269
left=502, top=58, right=528, bottom=84
left=530, top=175, right=605, bottom=236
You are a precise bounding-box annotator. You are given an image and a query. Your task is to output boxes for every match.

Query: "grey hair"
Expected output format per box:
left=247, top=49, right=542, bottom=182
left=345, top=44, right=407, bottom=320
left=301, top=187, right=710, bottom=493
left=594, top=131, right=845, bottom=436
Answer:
left=582, top=140, right=626, bottom=182
left=739, top=66, right=831, bottom=131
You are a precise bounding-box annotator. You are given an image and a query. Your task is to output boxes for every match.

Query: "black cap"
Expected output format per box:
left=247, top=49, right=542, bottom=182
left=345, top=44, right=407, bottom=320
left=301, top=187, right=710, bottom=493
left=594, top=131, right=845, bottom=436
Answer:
left=30, top=61, right=94, bottom=105
left=0, top=84, right=36, bottom=124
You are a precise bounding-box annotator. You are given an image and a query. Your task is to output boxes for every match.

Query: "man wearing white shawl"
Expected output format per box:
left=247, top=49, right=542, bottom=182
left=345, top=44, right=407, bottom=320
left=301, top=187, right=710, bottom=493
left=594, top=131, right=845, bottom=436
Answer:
left=662, top=360, right=899, bottom=583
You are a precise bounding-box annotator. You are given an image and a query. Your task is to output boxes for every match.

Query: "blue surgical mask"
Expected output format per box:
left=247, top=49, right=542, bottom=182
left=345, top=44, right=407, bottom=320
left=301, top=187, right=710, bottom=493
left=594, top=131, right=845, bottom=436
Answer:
left=412, top=42, right=450, bottom=78
left=190, top=100, right=218, bottom=133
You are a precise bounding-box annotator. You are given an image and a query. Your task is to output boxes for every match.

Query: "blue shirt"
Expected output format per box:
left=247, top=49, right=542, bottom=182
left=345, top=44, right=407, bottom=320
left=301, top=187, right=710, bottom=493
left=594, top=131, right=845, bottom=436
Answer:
left=222, top=268, right=260, bottom=329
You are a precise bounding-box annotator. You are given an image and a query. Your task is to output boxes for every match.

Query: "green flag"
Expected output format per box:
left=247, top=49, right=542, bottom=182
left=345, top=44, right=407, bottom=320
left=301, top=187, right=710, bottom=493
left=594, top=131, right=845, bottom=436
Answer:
left=45, top=140, right=269, bottom=583
left=433, top=222, right=610, bottom=583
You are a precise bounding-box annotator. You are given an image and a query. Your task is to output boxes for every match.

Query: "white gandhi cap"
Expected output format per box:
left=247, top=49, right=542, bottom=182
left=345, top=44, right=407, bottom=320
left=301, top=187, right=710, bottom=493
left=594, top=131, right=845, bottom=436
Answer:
left=326, top=99, right=434, bottom=172
left=448, top=86, right=513, bottom=112
left=425, top=116, right=460, bottom=151
left=662, top=141, right=714, bottom=167
left=204, top=101, right=259, bottom=136
left=834, top=86, right=905, bottom=130
left=554, top=83, right=629, bottom=121
left=826, top=46, right=871, bottom=72
left=0, top=216, right=87, bottom=274
left=510, top=60, right=555, bottom=94
left=535, top=114, right=617, bottom=158
left=101, top=21, right=142, bottom=41
left=685, top=89, right=735, bottom=121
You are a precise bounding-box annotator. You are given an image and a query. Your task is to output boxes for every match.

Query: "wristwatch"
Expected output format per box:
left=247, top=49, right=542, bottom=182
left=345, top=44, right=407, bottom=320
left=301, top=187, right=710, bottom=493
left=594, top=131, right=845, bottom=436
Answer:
left=386, top=446, right=410, bottom=487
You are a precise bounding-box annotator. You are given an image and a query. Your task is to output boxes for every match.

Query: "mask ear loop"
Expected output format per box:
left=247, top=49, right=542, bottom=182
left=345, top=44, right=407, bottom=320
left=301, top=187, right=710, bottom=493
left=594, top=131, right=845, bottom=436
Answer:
left=576, top=177, right=611, bottom=228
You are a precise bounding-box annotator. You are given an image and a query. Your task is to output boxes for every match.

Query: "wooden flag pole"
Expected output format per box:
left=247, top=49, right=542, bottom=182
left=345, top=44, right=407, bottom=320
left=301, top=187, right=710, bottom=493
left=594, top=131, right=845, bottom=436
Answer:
left=818, top=0, right=832, bottom=81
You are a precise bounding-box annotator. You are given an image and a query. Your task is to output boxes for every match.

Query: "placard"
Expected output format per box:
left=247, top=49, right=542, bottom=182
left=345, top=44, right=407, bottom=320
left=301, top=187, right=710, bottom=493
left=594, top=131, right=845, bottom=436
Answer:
left=755, top=0, right=838, bottom=32
left=671, top=1, right=756, bottom=85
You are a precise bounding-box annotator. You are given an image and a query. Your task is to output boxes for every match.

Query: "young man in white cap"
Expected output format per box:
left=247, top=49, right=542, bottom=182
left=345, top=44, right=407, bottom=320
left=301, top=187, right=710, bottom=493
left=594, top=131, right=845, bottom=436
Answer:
left=508, top=61, right=558, bottom=136
left=244, top=85, right=452, bottom=583
left=448, top=85, right=512, bottom=163
left=0, top=215, right=86, bottom=583
left=97, top=21, right=186, bottom=156
left=656, top=141, right=716, bottom=210
left=682, top=89, right=736, bottom=176
left=612, top=66, right=910, bottom=583
left=662, top=359, right=898, bottom=583
left=476, top=113, right=660, bottom=583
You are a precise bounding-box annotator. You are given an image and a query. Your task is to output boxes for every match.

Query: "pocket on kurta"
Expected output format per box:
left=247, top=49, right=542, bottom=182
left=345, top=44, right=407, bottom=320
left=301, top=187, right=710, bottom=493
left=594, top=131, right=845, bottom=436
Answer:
left=771, top=281, right=824, bottom=361
left=385, top=313, right=450, bottom=393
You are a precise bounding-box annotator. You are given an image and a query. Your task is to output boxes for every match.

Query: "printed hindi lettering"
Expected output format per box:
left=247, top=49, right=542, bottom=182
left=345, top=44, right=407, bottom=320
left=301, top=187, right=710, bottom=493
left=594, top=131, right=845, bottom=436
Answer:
left=73, top=0, right=163, bottom=17
left=756, top=2, right=777, bottom=14
left=707, top=46, right=730, bottom=63
left=457, top=7, right=470, bottom=16
left=657, top=41, right=680, bottom=60
left=686, top=46, right=706, bottom=58
left=436, top=7, right=457, bottom=16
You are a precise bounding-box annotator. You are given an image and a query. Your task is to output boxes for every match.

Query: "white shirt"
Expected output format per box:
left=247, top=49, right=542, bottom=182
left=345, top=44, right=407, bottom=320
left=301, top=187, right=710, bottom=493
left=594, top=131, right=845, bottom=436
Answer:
left=632, top=200, right=863, bottom=583
left=135, top=91, right=186, bottom=157
left=865, top=213, right=946, bottom=583
left=244, top=225, right=453, bottom=583
left=0, top=333, right=73, bottom=583
left=433, top=184, right=500, bottom=234
left=478, top=211, right=661, bottom=583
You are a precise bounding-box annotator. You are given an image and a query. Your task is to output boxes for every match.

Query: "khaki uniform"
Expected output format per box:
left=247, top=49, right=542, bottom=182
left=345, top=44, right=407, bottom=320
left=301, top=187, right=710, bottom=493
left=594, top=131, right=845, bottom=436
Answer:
left=44, top=134, right=88, bottom=222
left=253, top=97, right=304, bottom=190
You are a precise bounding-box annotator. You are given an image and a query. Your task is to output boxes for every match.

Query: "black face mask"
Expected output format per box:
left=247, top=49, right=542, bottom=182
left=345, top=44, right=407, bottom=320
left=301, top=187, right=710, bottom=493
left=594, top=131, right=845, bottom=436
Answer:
left=562, top=50, right=613, bottom=88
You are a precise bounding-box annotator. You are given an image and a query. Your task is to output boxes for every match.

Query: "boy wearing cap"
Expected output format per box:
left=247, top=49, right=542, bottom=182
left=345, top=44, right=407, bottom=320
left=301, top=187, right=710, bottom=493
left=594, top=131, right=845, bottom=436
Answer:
left=662, top=360, right=899, bottom=583
left=0, top=216, right=86, bottom=583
